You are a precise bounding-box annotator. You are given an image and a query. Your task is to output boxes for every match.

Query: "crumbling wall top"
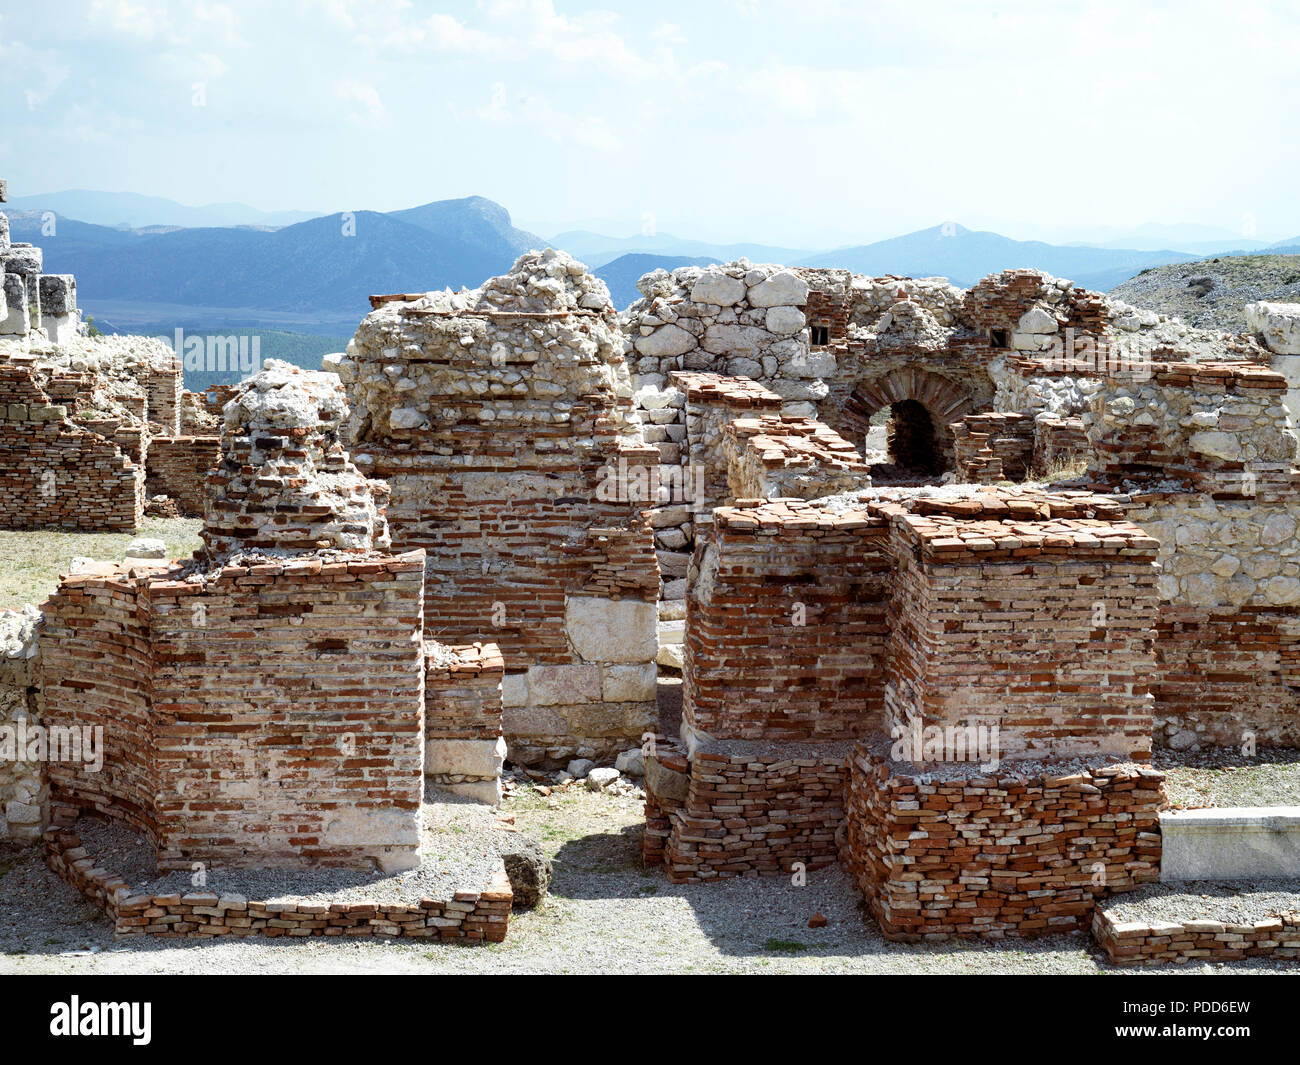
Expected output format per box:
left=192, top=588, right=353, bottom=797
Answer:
left=201, top=359, right=390, bottom=558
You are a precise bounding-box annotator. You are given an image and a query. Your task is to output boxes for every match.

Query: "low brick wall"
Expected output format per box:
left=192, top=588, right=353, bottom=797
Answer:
left=952, top=412, right=1034, bottom=483
left=145, top=435, right=220, bottom=515
left=842, top=748, right=1165, bottom=939
left=45, top=820, right=512, bottom=941
left=1094, top=907, right=1300, bottom=966
left=1153, top=604, right=1300, bottom=748
left=643, top=738, right=848, bottom=883
left=41, top=551, right=428, bottom=872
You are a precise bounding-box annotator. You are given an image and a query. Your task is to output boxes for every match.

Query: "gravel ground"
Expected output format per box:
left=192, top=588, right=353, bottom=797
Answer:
left=72, top=786, right=508, bottom=905
left=1153, top=748, right=1300, bottom=810
left=3, top=787, right=1297, bottom=974
left=1103, top=880, right=1300, bottom=925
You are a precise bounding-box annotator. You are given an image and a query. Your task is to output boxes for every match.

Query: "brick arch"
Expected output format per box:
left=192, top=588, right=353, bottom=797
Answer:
left=842, top=369, right=981, bottom=474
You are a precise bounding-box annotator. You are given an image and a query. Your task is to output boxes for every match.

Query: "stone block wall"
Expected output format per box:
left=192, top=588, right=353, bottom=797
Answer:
left=0, top=359, right=142, bottom=531
left=1086, top=361, right=1294, bottom=499
left=145, top=435, right=221, bottom=516
left=1085, top=360, right=1300, bottom=748
left=842, top=748, right=1164, bottom=939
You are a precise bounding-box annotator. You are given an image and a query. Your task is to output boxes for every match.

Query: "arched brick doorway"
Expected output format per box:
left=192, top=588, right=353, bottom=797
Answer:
left=843, top=369, right=979, bottom=480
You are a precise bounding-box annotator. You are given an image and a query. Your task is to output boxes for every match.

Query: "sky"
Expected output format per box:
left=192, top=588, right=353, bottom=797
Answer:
left=3, top=0, right=1300, bottom=248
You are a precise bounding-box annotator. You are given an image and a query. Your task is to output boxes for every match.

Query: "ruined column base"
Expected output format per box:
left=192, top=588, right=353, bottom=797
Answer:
left=841, top=743, right=1165, bottom=940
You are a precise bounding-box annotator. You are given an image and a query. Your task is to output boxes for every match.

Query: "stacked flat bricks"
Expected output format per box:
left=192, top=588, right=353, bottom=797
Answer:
left=724, top=413, right=872, bottom=501
left=647, top=485, right=1167, bottom=940
left=45, top=817, right=511, bottom=941
left=1094, top=907, right=1300, bottom=965
left=424, top=641, right=507, bottom=804
left=336, top=250, right=660, bottom=767
left=951, top=411, right=1034, bottom=483
left=145, top=436, right=221, bottom=515
left=846, top=756, right=1164, bottom=939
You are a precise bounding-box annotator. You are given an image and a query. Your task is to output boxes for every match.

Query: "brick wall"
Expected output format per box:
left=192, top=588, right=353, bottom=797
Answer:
left=145, top=435, right=220, bottom=516
left=643, top=736, right=847, bottom=883
left=340, top=253, right=662, bottom=766
left=1094, top=906, right=1300, bottom=966
left=723, top=414, right=872, bottom=500
left=0, top=360, right=142, bottom=531
left=45, top=818, right=511, bottom=941
left=952, top=412, right=1034, bottom=483
left=843, top=747, right=1164, bottom=939
left=881, top=494, right=1160, bottom=762
left=425, top=641, right=507, bottom=802
left=684, top=498, right=892, bottom=744
left=145, top=358, right=183, bottom=436
left=42, top=551, right=428, bottom=872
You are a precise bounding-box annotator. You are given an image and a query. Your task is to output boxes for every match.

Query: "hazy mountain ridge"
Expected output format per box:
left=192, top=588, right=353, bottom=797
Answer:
left=13, top=192, right=1300, bottom=334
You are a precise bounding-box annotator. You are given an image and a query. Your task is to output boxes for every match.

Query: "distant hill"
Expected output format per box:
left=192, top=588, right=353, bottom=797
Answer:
left=5, top=189, right=319, bottom=229
left=1108, top=253, right=1300, bottom=332
left=795, top=223, right=1200, bottom=292
left=7, top=198, right=547, bottom=329
left=551, top=230, right=810, bottom=271
left=595, top=253, right=720, bottom=309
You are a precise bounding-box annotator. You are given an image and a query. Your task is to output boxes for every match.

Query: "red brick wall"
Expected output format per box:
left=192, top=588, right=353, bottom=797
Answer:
left=1153, top=605, right=1300, bottom=747
left=883, top=504, right=1160, bottom=762
left=145, top=435, right=220, bottom=516
left=425, top=643, right=504, bottom=743
left=43, top=552, right=427, bottom=871
left=684, top=500, right=892, bottom=743
left=0, top=362, right=142, bottom=531
left=843, top=748, right=1164, bottom=939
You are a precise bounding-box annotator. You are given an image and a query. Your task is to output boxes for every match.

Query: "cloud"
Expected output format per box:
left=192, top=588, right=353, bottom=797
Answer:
left=336, top=79, right=387, bottom=122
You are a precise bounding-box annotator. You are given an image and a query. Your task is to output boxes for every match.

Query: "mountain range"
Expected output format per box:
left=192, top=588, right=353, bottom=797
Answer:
left=7, top=190, right=1300, bottom=332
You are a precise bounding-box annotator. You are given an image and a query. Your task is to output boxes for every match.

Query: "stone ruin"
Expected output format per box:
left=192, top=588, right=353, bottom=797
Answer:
left=6, top=226, right=1300, bottom=956
left=333, top=249, right=660, bottom=768
left=0, top=177, right=221, bottom=531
